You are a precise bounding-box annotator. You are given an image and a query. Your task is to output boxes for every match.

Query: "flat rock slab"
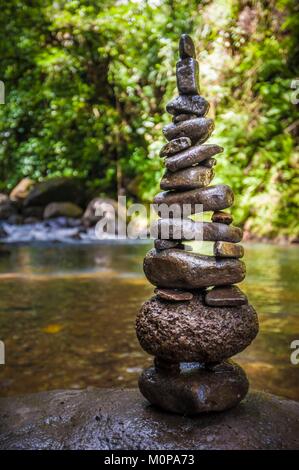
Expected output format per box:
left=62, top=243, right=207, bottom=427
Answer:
left=165, top=144, right=223, bottom=172
left=0, top=388, right=298, bottom=450
left=154, top=287, right=193, bottom=302
left=143, top=249, right=246, bottom=289
left=161, top=166, right=214, bottom=191
left=160, top=137, right=191, bottom=157
left=205, top=285, right=248, bottom=307
left=136, top=294, right=258, bottom=363
left=163, top=118, right=214, bottom=145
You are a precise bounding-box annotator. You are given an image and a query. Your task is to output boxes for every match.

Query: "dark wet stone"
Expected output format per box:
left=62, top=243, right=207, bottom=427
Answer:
left=200, top=157, right=217, bottom=168
left=154, top=239, right=182, bottom=250
left=212, top=210, right=233, bottom=225
left=24, top=177, right=85, bottom=207
left=154, top=184, right=234, bottom=214
left=159, top=137, right=191, bottom=158
left=143, top=249, right=246, bottom=289
left=205, top=285, right=248, bottom=307
left=179, top=34, right=196, bottom=59
left=155, top=219, right=243, bottom=243
left=214, top=241, right=244, bottom=258
left=154, top=288, right=193, bottom=302
left=136, top=293, right=258, bottom=363
left=139, top=361, right=249, bottom=415
left=166, top=94, right=209, bottom=117
left=173, top=113, right=197, bottom=123
left=165, top=144, right=223, bottom=172
left=176, top=58, right=199, bottom=95
left=163, top=118, right=214, bottom=145
left=160, top=166, right=214, bottom=191
left=1, top=388, right=298, bottom=450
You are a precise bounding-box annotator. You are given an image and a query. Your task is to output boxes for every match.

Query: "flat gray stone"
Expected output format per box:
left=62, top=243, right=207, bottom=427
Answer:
left=163, top=118, right=214, bottom=145
left=165, top=144, right=223, bottom=172
left=179, top=34, right=196, bottom=59
left=154, top=184, right=234, bottom=214
left=143, top=249, right=246, bottom=289
left=139, top=361, right=249, bottom=415
left=160, top=137, right=191, bottom=158
left=136, top=293, right=258, bottom=362
left=0, top=388, right=298, bottom=449
left=176, top=58, right=199, bottom=95
left=154, top=288, right=193, bottom=302
left=205, top=285, right=248, bottom=307
left=214, top=241, right=244, bottom=258
left=154, top=219, right=243, bottom=243
left=160, top=166, right=214, bottom=191
left=166, top=94, right=209, bottom=117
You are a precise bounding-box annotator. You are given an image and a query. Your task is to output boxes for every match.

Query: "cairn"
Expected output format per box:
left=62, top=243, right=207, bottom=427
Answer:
left=136, top=35, right=259, bottom=415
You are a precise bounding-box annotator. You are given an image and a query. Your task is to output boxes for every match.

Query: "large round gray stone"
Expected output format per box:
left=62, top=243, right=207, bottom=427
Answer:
left=0, top=388, right=298, bottom=449
left=136, top=294, right=258, bottom=363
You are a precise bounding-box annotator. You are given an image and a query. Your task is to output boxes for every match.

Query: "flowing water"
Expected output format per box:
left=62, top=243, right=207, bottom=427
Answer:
left=0, top=242, right=298, bottom=400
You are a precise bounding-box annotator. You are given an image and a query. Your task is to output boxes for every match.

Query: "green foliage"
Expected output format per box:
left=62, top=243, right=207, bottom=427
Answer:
left=0, top=0, right=298, bottom=238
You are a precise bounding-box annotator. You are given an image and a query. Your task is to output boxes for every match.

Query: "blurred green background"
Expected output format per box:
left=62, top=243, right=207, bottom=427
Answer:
left=0, top=0, right=298, bottom=239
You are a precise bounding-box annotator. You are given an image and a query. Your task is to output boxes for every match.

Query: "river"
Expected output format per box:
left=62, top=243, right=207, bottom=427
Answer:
left=0, top=242, right=298, bottom=399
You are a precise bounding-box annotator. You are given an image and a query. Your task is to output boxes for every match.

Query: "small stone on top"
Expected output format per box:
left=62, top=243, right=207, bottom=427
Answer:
left=179, top=34, right=196, bottom=59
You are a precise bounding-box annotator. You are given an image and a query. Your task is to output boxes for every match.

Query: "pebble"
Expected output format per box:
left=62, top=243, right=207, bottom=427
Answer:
left=159, top=137, right=191, bottom=158
left=136, top=294, right=258, bottom=362
left=154, top=288, right=194, bottom=302
left=154, top=219, right=242, bottom=243
left=139, top=361, right=249, bottom=415
left=179, top=34, right=196, bottom=59
left=154, top=184, right=234, bottom=214
left=214, top=241, right=244, bottom=258
left=160, top=166, right=214, bottom=191
left=143, top=249, right=246, bottom=289
left=166, top=95, right=209, bottom=117
left=173, top=113, right=197, bottom=123
left=165, top=144, right=223, bottom=172
left=212, top=211, right=233, bottom=225
left=176, top=58, right=199, bottom=95
left=163, top=118, right=214, bottom=145
left=205, top=285, right=248, bottom=307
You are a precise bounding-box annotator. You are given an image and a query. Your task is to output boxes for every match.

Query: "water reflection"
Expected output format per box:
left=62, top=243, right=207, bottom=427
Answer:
left=0, top=242, right=298, bottom=400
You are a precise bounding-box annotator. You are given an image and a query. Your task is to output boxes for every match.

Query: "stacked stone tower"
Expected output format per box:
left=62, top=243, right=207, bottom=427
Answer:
left=136, top=35, right=259, bottom=415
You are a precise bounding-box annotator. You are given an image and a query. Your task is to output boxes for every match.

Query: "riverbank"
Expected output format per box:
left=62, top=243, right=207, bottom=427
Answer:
left=0, top=388, right=298, bottom=450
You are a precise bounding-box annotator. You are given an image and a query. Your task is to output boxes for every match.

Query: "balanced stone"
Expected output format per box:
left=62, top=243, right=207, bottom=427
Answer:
left=173, top=113, right=197, bottom=123
left=214, top=241, right=244, bottom=258
left=163, top=118, right=214, bottom=145
left=143, top=249, right=246, bottom=289
left=176, top=58, right=199, bottom=95
left=136, top=293, right=258, bottom=362
left=179, top=34, right=196, bottom=59
left=139, top=361, right=249, bottom=415
left=154, top=239, right=182, bottom=250
left=154, top=288, right=193, bottom=302
left=160, top=166, right=214, bottom=191
left=165, top=144, right=223, bottom=172
left=155, top=218, right=242, bottom=243
left=205, top=285, right=248, bottom=307
left=212, top=210, right=233, bottom=225
left=160, top=137, right=191, bottom=158
left=200, top=157, right=217, bottom=168
left=166, top=94, right=209, bottom=116
left=154, top=184, right=234, bottom=214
